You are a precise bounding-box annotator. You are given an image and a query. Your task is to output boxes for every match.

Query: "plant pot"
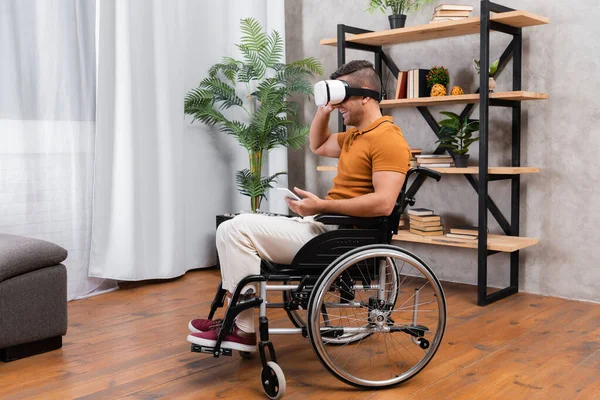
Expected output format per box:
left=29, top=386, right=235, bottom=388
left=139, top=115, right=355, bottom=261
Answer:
left=455, top=154, right=470, bottom=168
left=488, top=77, right=496, bottom=92
left=388, top=14, right=407, bottom=29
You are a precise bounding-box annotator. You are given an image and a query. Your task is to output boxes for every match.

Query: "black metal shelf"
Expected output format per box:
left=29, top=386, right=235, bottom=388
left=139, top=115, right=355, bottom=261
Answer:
left=325, top=0, right=547, bottom=306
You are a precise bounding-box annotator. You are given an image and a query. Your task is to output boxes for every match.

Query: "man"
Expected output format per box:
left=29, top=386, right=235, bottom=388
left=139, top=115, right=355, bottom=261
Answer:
left=187, top=60, right=411, bottom=352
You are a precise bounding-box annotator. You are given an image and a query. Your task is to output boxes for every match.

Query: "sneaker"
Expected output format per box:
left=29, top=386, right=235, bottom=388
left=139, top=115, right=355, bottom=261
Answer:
left=187, top=325, right=257, bottom=352
left=188, top=318, right=223, bottom=333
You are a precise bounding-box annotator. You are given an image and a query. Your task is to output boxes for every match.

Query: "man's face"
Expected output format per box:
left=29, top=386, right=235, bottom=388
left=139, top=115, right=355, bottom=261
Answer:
left=333, top=75, right=365, bottom=128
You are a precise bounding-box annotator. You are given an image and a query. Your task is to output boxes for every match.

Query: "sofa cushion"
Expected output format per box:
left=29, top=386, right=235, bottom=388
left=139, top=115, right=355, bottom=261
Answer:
left=0, top=234, right=68, bottom=283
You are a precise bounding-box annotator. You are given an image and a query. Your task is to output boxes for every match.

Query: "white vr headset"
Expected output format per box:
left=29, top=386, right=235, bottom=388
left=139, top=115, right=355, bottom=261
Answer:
left=314, top=80, right=381, bottom=107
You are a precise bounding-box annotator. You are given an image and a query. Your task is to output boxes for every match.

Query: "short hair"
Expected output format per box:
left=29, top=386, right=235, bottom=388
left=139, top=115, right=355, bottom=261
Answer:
left=329, top=60, right=381, bottom=94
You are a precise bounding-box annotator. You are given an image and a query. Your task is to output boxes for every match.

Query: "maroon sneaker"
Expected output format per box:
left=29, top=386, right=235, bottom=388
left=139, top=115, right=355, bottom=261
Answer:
left=188, top=318, right=223, bottom=333
left=187, top=325, right=257, bottom=352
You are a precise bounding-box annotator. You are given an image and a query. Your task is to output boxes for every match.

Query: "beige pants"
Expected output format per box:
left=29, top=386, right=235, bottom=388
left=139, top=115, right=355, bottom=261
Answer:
left=216, top=213, right=335, bottom=292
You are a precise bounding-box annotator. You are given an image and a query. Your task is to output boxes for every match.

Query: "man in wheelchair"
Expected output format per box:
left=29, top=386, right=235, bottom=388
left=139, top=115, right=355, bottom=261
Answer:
left=188, top=60, right=411, bottom=350
left=186, top=60, right=445, bottom=397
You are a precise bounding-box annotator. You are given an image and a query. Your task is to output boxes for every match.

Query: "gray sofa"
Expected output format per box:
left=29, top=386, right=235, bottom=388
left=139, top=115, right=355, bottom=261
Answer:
left=0, top=234, right=68, bottom=362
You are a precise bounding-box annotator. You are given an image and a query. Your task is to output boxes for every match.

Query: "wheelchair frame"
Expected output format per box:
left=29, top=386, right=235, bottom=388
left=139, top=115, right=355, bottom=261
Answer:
left=191, top=167, right=445, bottom=398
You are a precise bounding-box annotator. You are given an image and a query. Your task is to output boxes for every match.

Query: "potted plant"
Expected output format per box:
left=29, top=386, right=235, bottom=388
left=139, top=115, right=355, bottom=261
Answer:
left=184, top=18, right=323, bottom=212
left=426, top=66, right=449, bottom=96
left=473, top=58, right=499, bottom=92
left=435, top=111, right=480, bottom=167
left=367, top=0, right=434, bottom=29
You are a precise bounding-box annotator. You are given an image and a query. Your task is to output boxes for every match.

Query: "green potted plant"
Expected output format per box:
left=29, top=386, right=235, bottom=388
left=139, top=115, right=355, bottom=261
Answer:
left=426, top=66, right=449, bottom=96
left=473, top=58, right=499, bottom=92
left=184, top=18, right=323, bottom=212
left=367, top=0, right=435, bottom=29
left=435, top=111, right=480, bottom=167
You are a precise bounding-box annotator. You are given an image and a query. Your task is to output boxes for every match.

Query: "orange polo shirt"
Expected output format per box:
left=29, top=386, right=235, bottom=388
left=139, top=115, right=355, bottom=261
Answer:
left=326, top=116, right=410, bottom=200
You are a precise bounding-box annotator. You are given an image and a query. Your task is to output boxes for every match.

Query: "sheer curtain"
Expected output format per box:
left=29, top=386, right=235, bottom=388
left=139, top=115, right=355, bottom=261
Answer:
left=0, top=0, right=116, bottom=299
left=89, top=0, right=286, bottom=280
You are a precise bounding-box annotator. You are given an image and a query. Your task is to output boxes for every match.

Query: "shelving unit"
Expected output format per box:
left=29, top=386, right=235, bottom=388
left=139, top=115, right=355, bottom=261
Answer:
left=320, top=1, right=549, bottom=306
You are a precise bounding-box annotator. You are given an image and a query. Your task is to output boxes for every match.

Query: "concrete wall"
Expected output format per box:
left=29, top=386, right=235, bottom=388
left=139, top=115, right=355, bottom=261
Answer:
left=285, top=0, right=600, bottom=303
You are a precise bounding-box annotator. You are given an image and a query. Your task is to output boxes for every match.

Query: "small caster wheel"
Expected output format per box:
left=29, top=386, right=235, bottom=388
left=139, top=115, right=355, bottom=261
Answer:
left=239, top=350, right=254, bottom=359
left=261, top=361, right=286, bottom=399
left=418, top=338, right=430, bottom=349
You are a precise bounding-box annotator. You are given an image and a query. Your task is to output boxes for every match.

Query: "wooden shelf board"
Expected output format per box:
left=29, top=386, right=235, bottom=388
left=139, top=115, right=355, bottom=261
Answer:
left=392, top=231, right=538, bottom=252
left=380, top=91, right=548, bottom=108
left=320, top=11, right=549, bottom=47
left=317, top=166, right=540, bottom=174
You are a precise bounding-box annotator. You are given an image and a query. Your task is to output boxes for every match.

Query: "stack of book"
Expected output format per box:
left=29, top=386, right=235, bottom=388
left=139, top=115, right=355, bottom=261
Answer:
left=415, top=154, right=455, bottom=168
left=395, top=69, right=430, bottom=99
left=430, top=4, right=474, bottom=23
left=446, top=225, right=480, bottom=240
left=410, top=148, right=422, bottom=167
left=408, top=208, right=443, bottom=236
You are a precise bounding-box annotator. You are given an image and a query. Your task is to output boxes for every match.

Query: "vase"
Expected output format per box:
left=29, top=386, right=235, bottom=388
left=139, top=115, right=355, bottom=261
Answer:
left=488, top=77, right=496, bottom=92
left=388, top=14, right=406, bottom=29
left=455, top=154, right=470, bottom=168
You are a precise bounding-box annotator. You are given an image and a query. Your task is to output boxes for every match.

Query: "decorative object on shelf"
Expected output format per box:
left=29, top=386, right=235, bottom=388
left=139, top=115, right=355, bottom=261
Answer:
left=426, top=66, right=449, bottom=91
left=184, top=18, right=323, bottom=212
left=430, top=4, right=474, bottom=23
left=435, top=111, right=480, bottom=167
left=430, top=83, right=447, bottom=97
left=450, top=86, right=464, bottom=95
left=473, top=58, right=499, bottom=92
left=367, top=0, right=435, bottom=29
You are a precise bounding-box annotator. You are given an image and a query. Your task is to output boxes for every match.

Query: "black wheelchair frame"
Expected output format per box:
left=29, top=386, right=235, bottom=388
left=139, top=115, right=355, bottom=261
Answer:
left=191, top=166, right=444, bottom=398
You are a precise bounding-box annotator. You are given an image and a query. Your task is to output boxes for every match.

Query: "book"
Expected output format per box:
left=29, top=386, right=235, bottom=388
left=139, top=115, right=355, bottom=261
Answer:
left=409, top=219, right=443, bottom=228
left=410, top=228, right=444, bottom=236
left=434, top=4, right=474, bottom=12
left=429, top=16, right=469, bottom=23
left=409, top=214, right=441, bottom=223
left=415, top=154, right=452, bottom=159
left=410, top=148, right=422, bottom=155
left=449, top=225, right=484, bottom=236
left=410, top=224, right=444, bottom=232
left=407, top=208, right=434, bottom=216
left=395, top=71, right=408, bottom=99
left=416, top=157, right=454, bottom=164
left=414, top=68, right=430, bottom=98
left=418, top=163, right=455, bottom=168
left=408, top=70, right=413, bottom=99
left=433, top=10, right=471, bottom=18
left=446, top=233, right=478, bottom=240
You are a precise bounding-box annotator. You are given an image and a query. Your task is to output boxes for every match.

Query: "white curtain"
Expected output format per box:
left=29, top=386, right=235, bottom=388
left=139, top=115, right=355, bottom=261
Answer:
left=0, top=0, right=117, bottom=299
left=89, top=0, right=287, bottom=280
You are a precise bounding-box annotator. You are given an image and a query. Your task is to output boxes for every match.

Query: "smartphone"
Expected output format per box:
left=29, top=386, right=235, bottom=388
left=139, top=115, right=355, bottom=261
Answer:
left=275, top=187, right=301, bottom=201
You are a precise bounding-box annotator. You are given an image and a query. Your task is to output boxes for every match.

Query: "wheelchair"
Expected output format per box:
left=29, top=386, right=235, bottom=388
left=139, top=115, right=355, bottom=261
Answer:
left=191, top=167, right=446, bottom=399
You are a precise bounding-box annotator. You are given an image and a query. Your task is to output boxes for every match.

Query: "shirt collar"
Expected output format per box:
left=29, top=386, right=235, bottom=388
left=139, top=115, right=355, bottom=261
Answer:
left=350, top=116, right=394, bottom=137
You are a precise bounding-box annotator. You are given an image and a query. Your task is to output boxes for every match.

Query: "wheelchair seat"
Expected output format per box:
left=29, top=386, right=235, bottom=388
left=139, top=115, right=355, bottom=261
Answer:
left=261, top=166, right=442, bottom=276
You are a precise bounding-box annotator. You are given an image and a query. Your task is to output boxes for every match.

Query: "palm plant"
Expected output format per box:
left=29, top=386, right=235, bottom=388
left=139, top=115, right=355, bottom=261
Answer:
left=184, top=18, right=323, bottom=212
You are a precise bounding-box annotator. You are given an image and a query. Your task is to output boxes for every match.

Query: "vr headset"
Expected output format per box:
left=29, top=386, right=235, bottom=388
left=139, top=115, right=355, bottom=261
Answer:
left=314, top=80, right=381, bottom=107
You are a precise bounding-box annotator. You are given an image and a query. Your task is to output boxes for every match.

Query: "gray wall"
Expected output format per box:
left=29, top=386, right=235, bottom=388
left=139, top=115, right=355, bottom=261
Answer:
left=286, top=0, right=600, bottom=303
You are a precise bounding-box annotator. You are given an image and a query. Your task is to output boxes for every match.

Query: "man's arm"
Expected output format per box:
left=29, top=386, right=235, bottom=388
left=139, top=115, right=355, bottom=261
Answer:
left=288, top=171, right=406, bottom=218
left=309, top=106, right=342, bottom=158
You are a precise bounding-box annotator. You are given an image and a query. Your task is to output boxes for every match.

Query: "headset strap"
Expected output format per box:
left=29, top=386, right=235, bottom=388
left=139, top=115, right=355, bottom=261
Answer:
left=345, top=88, right=381, bottom=102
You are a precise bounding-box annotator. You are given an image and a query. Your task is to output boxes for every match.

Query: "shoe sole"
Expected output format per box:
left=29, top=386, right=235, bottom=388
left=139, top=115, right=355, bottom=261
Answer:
left=186, top=334, right=257, bottom=353
left=188, top=320, right=202, bottom=334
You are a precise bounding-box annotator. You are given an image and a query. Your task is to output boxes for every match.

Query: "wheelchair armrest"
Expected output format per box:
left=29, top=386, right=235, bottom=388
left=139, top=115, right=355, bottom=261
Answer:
left=314, top=214, right=384, bottom=227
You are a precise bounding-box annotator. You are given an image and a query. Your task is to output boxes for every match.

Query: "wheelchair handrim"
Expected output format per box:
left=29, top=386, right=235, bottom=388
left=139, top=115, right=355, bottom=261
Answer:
left=307, top=245, right=447, bottom=388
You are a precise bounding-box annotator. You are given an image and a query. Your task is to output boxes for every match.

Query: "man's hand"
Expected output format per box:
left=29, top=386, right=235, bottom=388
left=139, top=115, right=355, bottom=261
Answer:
left=285, top=187, right=324, bottom=217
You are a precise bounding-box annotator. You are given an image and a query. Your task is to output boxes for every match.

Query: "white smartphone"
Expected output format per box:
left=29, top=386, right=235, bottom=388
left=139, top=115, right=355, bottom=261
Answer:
left=275, top=187, right=301, bottom=201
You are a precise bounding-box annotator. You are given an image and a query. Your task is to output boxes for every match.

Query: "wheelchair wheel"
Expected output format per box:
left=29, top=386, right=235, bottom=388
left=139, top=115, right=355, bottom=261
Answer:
left=283, top=262, right=399, bottom=346
left=307, top=245, right=446, bottom=388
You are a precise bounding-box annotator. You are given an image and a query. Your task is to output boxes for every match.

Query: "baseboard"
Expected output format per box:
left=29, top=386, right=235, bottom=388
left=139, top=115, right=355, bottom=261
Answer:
left=0, top=336, right=62, bottom=362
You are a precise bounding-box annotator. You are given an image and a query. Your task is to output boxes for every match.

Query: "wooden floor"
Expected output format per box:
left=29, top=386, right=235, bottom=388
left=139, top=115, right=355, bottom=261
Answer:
left=1, top=268, right=599, bottom=400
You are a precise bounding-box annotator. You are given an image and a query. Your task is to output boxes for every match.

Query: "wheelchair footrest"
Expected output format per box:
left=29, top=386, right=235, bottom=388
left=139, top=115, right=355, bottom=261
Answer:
left=190, top=344, right=232, bottom=357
